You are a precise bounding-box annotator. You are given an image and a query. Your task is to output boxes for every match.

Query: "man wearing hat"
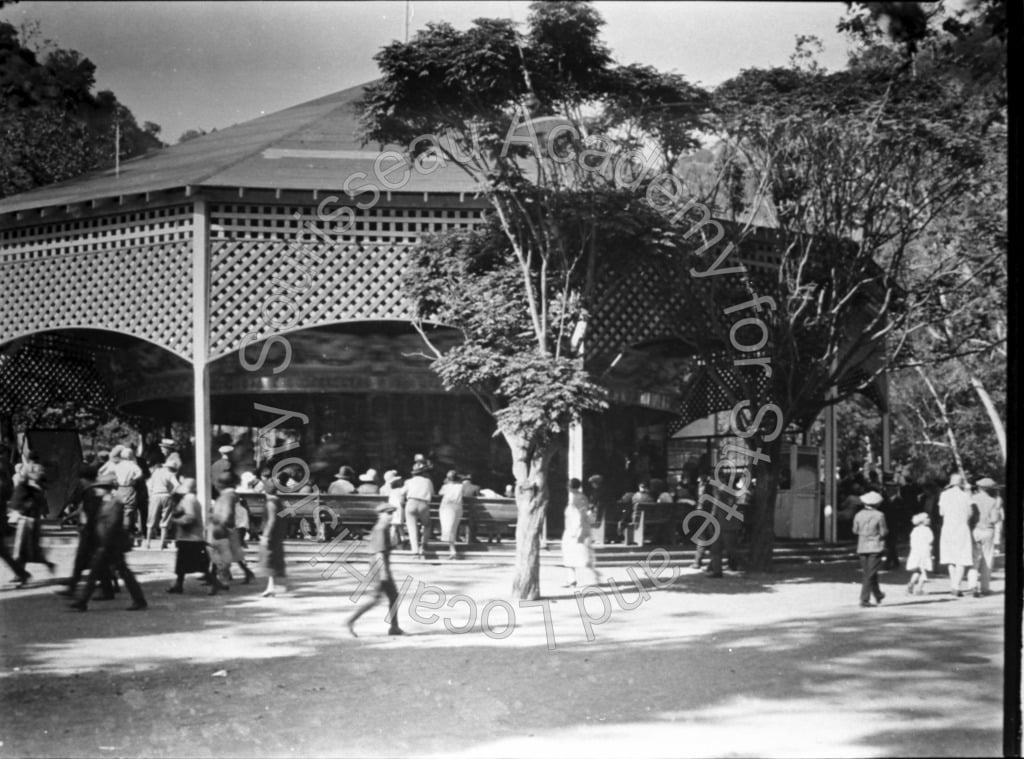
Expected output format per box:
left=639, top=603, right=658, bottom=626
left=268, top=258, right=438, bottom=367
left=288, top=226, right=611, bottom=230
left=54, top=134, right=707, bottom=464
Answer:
left=71, top=472, right=147, bottom=612
left=211, top=445, right=235, bottom=496
left=345, top=501, right=404, bottom=637
left=145, top=452, right=182, bottom=550
left=970, top=477, right=1002, bottom=597
left=852, top=490, right=888, bottom=607
left=404, top=461, right=435, bottom=557
left=328, top=465, right=357, bottom=495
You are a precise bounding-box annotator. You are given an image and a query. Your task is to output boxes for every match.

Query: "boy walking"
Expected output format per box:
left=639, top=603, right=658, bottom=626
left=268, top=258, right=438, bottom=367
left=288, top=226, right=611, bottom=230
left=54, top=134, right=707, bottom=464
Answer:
left=346, top=502, right=404, bottom=637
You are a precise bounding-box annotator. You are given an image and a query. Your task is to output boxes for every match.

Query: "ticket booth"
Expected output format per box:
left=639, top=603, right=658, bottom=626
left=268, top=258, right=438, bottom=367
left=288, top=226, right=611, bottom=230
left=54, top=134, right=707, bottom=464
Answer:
left=775, top=443, right=821, bottom=539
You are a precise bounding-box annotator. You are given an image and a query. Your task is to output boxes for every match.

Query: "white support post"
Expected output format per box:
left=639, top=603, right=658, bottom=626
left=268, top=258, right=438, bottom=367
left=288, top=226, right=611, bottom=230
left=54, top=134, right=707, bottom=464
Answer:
left=192, top=198, right=212, bottom=519
left=568, top=419, right=584, bottom=481
left=823, top=396, right=837, bottom=545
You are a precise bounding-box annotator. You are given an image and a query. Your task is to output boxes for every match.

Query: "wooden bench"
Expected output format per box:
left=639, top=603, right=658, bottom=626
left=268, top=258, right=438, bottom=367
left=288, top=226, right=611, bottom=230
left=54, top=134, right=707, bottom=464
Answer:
left=241, top=492, right=518, bottom=542
left=627, top=500, right=694, bottom=546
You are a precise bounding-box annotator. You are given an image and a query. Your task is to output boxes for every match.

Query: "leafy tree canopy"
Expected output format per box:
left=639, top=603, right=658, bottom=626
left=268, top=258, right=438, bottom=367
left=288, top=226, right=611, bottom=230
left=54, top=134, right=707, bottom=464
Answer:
left=0, top=20, right=164, bottom=198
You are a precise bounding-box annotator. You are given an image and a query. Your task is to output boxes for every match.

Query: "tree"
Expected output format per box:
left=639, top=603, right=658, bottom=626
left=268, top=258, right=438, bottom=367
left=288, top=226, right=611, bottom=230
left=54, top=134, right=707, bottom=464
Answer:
left=696, top=42, right=988, bottom=569
left=841, top=0, right=1008, bottom=468
left=0, top=21, right=164, bottom=198
left=178, top=127, right=209, bottom=144
left=360, top=2, right=710, bottom=599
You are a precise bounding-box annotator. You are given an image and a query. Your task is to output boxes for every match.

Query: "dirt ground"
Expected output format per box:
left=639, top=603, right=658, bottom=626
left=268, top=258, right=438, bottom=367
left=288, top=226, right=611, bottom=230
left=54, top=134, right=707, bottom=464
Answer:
left=0, top=543, right=1009, bottom=758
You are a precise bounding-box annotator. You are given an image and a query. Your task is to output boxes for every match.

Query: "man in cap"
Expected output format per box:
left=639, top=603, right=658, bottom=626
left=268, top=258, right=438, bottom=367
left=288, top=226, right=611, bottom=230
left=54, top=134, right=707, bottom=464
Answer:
left=345, top=501, right=404, bottom=637
left=970, top=477, right=1001, bottom=597
left=211, top=444, right=235, bottom=497
left=852, top=490, right=888, bottom=607
left=71, top=472, right=147, bottom=612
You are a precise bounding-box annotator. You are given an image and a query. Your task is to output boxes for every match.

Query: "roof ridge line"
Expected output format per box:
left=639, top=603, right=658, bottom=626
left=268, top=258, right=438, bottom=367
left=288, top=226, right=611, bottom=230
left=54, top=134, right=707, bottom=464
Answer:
left=186, top=94, right=368, bottom=190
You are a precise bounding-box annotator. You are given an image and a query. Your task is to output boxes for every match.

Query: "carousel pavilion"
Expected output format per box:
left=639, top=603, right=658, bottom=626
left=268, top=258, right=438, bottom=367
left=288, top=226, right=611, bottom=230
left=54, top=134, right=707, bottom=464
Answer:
left=0, top=82, right=889, bottom=537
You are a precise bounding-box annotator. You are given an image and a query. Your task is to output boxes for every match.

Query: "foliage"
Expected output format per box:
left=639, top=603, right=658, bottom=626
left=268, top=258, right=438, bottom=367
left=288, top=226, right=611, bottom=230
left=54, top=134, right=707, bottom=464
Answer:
left=693, top=13, right=998, bottom=567
left=0, top=21, right=163, bottom=198
left=362, top=1, right=710, bottom=598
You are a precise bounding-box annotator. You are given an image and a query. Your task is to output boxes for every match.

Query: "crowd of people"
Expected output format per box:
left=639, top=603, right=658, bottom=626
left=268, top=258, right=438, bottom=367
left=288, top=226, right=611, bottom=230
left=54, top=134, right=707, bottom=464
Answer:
left=853, top=472, right=1004, bottom=607
left=0, top=437, right=1006, bottom=622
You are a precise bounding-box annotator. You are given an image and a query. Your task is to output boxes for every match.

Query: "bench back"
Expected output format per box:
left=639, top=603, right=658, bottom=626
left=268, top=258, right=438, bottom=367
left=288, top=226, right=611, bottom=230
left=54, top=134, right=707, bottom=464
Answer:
left=241, top=492, right=519, bottom=526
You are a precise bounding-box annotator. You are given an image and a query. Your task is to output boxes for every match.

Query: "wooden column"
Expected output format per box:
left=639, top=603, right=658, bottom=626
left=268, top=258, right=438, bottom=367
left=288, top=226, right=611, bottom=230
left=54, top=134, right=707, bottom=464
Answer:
left=192, top=198, right=211, bottom=517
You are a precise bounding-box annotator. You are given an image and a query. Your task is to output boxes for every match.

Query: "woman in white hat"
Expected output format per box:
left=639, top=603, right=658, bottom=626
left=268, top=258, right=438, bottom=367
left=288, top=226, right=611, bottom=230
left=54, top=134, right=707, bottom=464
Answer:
left=356, top=469, right=380, bottom=495
left=938, top=473, right=975, bottom=597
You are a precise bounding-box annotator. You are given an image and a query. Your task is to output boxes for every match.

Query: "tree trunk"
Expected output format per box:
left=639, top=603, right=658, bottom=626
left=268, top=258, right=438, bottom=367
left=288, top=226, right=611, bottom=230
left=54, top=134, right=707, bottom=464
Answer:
left=746, top=435, right=785, bottom=572
left=506, top=435, right=552, bottom=601
left=916, top=366, right=965, bottom=477
left=967, top=373, right=1006, bottom=467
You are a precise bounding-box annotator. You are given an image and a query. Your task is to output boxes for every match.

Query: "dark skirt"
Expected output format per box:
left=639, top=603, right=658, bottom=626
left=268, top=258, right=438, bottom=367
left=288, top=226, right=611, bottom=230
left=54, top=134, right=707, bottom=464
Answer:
left=175, top=541, right=209, bottom=575
left=260, top=540, right=286, bottom=577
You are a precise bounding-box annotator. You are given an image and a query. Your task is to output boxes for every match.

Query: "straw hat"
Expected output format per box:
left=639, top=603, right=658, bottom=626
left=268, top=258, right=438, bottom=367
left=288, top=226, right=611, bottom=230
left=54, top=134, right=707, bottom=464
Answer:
left=359, top=468, right=378, bottom=483
left=860, top=491, right=883, bottom=506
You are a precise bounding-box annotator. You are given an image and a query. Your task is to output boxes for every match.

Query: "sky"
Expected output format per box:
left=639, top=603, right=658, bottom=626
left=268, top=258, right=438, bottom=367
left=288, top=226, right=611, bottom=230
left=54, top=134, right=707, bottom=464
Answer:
left=1, top=1, right=857, bottom=144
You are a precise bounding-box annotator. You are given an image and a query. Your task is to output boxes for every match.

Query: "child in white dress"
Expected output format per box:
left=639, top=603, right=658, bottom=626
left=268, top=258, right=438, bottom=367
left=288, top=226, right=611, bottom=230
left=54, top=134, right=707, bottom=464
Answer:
left=906, top=512, right=934, bottom=595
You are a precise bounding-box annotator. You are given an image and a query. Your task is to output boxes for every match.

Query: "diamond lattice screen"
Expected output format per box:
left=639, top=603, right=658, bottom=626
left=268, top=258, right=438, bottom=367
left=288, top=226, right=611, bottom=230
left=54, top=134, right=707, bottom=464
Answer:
left=206, top=203, right=486, bottom=360
left=208, top=239, right=415, bottom=360
left=0, top=333, right=116, bottom=415
left=0, top=206, right=194, bottom=360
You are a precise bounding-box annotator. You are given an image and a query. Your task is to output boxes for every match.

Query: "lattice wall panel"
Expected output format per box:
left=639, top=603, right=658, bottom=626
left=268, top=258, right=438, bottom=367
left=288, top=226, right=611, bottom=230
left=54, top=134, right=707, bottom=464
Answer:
left=0, top=239, right=194, bottom=360
left=210, top=203, right=483, bottom=245
left=589, top=236, right=781, bottom=361
left=0, top=205, right=192, bottom=262
left=208, top=240, right=415, bottom=359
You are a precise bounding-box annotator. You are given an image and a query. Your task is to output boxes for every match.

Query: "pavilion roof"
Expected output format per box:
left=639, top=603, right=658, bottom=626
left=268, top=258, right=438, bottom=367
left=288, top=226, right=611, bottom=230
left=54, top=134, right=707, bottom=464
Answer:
left=0, top=81, right=479, bottom=216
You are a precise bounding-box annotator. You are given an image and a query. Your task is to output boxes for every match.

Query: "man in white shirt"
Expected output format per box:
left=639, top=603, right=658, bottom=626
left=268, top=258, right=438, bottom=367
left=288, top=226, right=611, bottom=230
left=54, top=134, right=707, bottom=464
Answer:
left=404, top=462, right=435, bottom=557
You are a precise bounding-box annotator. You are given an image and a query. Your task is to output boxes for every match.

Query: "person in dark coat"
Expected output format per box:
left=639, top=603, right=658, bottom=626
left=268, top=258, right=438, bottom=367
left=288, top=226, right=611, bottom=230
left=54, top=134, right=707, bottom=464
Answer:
left=59, top=463, right=118, bottom=599
left=852, top=490, right=888, bottom=608
left=9, top=463, right=55, bottom=574
left=166, top=478, right=213, bottom=594
left=259, top=483, right=288, bottom=597
left=70, top=472, right=147, bottom=611
left=345, top=502, right=404, bottom=637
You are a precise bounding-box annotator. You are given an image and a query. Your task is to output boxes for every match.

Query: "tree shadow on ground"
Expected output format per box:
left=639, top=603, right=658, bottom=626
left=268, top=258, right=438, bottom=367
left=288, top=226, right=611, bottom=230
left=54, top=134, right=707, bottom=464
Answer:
left=0, top=559, right=1004, bottom=758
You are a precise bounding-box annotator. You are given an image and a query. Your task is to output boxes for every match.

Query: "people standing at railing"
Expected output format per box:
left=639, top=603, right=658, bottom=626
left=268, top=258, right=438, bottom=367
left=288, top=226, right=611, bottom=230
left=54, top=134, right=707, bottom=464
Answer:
left=166, top=478, right=214, bottom=595
left=404, top=460, right=435, bottom=558
left=439, top=470, right=464, bottom=561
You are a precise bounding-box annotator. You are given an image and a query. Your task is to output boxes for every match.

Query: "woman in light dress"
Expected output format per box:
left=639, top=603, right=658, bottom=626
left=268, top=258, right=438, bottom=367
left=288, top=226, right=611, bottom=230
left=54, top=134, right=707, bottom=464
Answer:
left=438, top=470, right=465, bottom=560
left=561, top=478, right=600, bottom=588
